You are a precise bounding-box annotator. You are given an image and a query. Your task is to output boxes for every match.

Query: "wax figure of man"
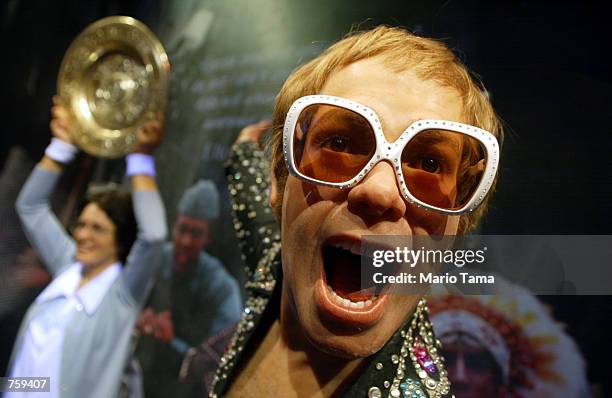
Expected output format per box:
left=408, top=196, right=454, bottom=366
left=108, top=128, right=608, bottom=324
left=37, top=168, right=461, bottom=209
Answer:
left=134, top=180, right=242, bottom=398
left=6, top=97, right=167, bottom=398
left=205, top=26, right=504, bottom=398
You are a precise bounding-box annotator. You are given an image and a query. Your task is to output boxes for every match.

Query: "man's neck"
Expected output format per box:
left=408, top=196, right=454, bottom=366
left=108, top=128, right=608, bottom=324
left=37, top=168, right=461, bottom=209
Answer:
left=279, top=295, right=366, bottom=393
left=227, top=295, right=365, bottom=397
left=173, top=259, right=198, bottom=276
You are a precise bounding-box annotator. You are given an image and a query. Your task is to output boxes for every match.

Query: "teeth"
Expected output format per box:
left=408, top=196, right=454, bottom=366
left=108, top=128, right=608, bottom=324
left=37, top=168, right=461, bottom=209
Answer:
left=331, top=240, right=362, bottom=255
left=329, top=289, right=343, bottom=305
left=327, top=286, right=375, bottom=309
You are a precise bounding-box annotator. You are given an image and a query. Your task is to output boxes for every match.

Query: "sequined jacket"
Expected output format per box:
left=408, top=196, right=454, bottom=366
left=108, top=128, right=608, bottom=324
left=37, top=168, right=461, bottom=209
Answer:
left=207, top=142, right=452, bottom=398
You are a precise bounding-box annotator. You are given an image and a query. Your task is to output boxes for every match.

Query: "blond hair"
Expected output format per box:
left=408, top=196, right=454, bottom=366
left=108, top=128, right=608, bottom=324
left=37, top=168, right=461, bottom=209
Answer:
left=269, top=25, right=503, bottom=232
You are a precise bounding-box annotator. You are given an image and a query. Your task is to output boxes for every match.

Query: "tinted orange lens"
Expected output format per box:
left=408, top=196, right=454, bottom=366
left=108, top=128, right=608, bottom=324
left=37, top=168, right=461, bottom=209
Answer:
left=293, top=104, right=376, bottom=183
left=401, top=129, right=487, bottom=210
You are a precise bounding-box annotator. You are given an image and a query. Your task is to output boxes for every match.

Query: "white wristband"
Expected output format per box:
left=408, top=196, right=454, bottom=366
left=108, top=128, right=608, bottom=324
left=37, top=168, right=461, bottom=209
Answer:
left=45, top=138, right=78, bottom=164
left=126, top=153, right=156, bottom=177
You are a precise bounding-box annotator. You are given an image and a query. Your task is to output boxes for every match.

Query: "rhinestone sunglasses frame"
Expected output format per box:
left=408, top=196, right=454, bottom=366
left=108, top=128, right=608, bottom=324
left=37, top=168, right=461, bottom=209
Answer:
left=283, top=95, right=500, bottom=215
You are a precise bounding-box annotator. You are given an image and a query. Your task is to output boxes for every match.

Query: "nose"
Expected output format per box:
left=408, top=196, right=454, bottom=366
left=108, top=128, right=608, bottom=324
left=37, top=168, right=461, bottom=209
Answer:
left=74, top=225, right=91, bottom=241
left=347, top=161, right=406, bottom=222
left=178, top=231, right=193, bottom=246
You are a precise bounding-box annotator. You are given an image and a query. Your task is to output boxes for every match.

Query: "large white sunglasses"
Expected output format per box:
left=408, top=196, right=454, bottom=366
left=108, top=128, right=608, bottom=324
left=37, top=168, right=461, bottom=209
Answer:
left=283, top=95, right=500, bottom=215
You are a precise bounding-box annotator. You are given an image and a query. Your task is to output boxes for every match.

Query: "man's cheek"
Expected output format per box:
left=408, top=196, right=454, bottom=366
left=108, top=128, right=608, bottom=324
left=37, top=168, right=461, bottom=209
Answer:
left=405, top=205, right=450, bottom=235
left=283, top=178, right=333, bottom=224
left=282, top=179, right=308, bottom=225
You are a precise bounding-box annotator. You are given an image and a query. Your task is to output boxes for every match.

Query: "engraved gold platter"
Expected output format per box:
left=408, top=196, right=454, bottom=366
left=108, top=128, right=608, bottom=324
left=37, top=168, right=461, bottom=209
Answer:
left=57, top=16, right=170, bottom=158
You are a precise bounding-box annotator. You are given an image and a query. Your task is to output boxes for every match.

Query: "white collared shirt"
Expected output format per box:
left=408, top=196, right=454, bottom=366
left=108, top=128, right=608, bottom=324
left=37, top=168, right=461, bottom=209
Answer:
left=7, top=262, right=121, bottom=398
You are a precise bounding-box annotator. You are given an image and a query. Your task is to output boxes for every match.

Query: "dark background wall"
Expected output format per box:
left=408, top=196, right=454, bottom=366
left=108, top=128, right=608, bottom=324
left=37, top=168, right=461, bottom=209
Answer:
left=0, top=0, right=610, bottom=393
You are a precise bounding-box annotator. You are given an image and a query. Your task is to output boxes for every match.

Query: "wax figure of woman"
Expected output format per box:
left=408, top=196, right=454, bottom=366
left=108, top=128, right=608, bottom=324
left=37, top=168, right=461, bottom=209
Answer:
left=6, top=96, right=167, bottom=398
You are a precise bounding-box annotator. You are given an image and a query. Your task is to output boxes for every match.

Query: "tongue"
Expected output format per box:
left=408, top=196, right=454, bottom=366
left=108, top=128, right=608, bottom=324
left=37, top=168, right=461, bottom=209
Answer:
left=325, top=245, right=376, bottom=302
left=339, top=287, right=377, bottom=302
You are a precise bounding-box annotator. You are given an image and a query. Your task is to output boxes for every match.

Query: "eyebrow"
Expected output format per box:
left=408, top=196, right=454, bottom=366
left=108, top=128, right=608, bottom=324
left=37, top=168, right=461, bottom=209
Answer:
left=311, top=106, right=368, bottom=127
left=407, top=129, right=462, bottom=151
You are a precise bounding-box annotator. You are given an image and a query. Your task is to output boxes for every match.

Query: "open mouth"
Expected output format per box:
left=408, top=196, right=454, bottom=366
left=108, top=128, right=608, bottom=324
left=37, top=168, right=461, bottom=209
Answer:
left=77, top=244, right=93, bottom=254
left=322, top=242, right=381, bottom=308
left=315, top=236, right=394, bottom=327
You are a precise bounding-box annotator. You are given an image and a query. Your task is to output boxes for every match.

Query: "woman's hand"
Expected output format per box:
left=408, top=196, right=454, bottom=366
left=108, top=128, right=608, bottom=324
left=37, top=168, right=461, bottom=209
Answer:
left=133, top=113, right=165, bottom=155
left=41, top=96, right=77, bottom=171
left=49, top=95, right=74, bottom=144
left=129, top=113, right=165, bottom=191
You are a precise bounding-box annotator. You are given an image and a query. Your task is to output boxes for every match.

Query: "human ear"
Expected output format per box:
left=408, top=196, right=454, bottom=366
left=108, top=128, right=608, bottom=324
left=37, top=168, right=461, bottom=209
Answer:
left=270, top=172, right=278, bottom=208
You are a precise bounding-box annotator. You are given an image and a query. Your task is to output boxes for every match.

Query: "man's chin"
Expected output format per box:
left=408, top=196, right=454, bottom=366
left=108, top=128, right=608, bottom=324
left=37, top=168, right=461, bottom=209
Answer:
left=173, top=253, right=195, bottom=270
left=297, top=309, right=390, bottom=359
left=304, top=327, right=386, bottom=359
left=302, top=298, right=417, bottom=360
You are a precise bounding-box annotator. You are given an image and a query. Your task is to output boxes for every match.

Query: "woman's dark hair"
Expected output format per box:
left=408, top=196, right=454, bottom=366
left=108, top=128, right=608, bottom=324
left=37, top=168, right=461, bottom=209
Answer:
left=78, top=183, right=137, bottom=264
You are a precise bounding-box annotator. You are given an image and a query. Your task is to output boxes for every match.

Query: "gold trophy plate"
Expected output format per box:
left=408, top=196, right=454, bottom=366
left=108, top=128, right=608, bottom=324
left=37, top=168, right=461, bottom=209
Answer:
left=57, top=16, right=170, bottom=158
